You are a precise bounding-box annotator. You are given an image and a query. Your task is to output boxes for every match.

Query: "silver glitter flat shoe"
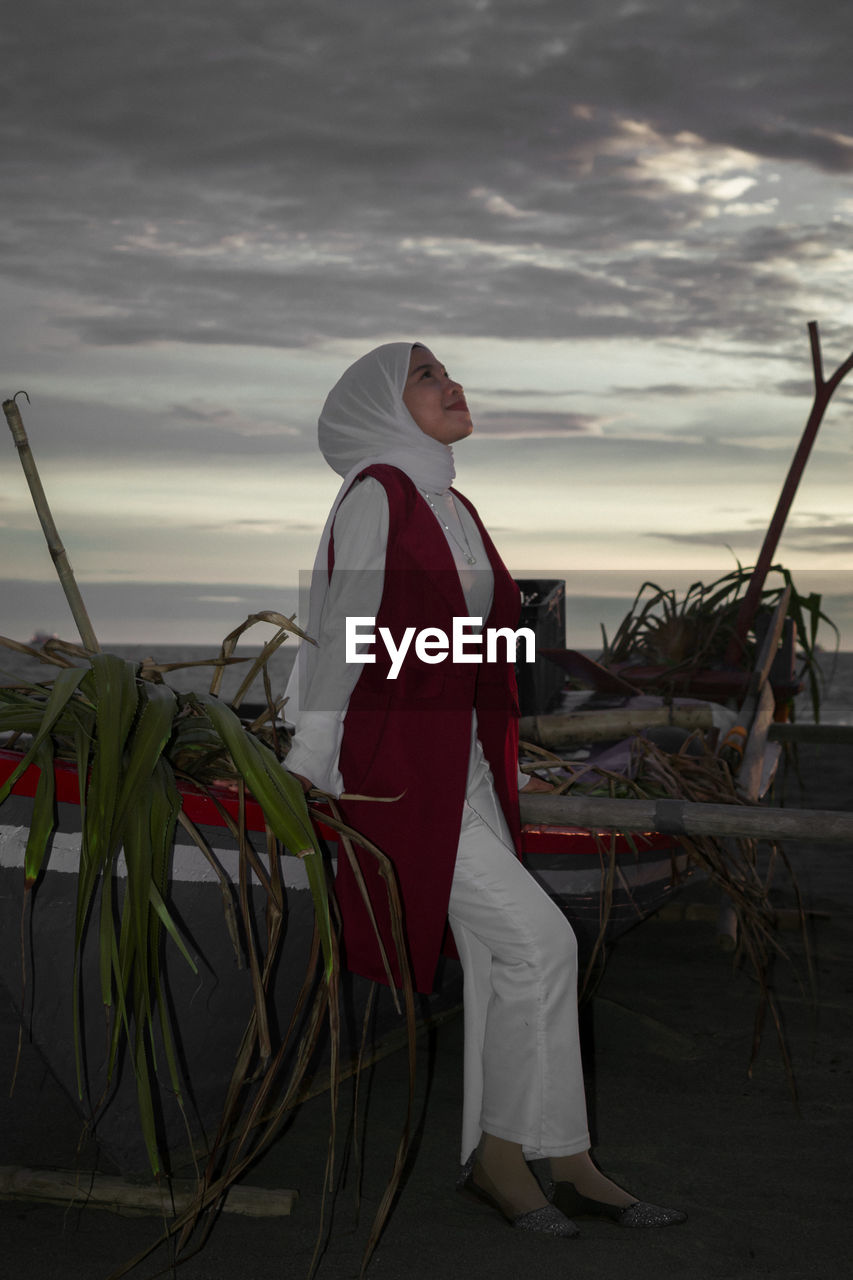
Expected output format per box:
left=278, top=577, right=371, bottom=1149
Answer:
left=551, top=1180, right=687, bottom=1228
left=457, top=1158, right=580, bottom=1238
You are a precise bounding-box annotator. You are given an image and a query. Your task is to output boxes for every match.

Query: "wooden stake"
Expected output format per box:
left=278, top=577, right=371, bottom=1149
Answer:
left=734, top=586, right=790, bottom=802
left=724, top=323, right=853, bottom=665
left=2, top=395, right=100, bottom=654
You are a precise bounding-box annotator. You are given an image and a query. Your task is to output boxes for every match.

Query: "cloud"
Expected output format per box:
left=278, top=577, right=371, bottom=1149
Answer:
left=649, top=517, right=853, bottom=555
left=170, top=401, right=301, bottom=440
left=194, top=517, right=321, bottom=536
left=1, top=1, right=851, bottom=658
left=0, top=392, right=315, bottom=464
left=776, top=378, right=820, bottom=398
left=193, top=595, right=250, bottom=604
left=2, top=0, right=852, bottom=360
left=612, top=382, right=722, bottom=398
left=473, top=411, right=606, bottom=438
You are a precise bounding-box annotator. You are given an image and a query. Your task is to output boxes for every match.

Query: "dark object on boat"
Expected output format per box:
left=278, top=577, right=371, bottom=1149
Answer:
left=514, top=578, right=566, bottom=716
left=541, top=617, right=801, bottom=708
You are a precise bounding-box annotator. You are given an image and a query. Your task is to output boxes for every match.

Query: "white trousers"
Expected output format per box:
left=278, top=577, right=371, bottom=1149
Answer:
left=447, top=727, right=591, bottom=1163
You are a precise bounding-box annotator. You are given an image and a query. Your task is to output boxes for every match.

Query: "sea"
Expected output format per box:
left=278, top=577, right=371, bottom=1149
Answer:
left=2, top=642, right=852, bottom=725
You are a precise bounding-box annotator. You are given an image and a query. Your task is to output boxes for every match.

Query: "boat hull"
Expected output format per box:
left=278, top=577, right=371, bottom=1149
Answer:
left=0, top=750, right=686, bottom=1172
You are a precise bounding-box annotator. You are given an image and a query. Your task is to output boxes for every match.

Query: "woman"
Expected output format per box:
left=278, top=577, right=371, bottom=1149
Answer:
left=285, top=342, right=685, bottom=1235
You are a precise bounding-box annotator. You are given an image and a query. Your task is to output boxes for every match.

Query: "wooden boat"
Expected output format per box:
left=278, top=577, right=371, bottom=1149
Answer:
left=0, top=745, right=689, bottom=950
left=2, top=320, right=846, bottom=1181
left=0, top=744, right=687, bottom=1171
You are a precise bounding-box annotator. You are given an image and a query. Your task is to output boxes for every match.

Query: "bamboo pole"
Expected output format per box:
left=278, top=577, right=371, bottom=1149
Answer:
left=519, top=703, right=714, bottom=749
left=724, top=322, right=853, bottom=665
left=519, top=791, right=853, bottom=844
left=0, top=1166, right=296, bottom=1217
left=2, top=395, right=100, bottom=654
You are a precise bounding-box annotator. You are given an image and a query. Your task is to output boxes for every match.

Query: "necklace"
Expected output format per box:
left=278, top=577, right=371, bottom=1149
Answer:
left=419, top=490, right=478, bottom=565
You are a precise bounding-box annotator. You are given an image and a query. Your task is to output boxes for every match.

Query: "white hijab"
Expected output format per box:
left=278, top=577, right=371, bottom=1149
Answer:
left=318, top=341, right=455, bottom=490
left=285, top=341, right=456, bottom=718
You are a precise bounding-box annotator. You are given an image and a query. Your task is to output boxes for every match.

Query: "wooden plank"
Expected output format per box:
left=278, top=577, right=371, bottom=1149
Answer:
left=737, top=680, right=777, bottom=801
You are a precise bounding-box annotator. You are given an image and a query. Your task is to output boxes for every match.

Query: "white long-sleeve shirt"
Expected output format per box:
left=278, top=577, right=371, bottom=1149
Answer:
left=286, top=476, right=512, bottom=795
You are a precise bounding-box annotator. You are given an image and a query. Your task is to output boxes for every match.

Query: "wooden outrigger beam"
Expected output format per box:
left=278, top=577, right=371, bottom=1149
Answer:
left=520, top=791, right=853, bottom=845
left=519, top=703, right=715, bottom=749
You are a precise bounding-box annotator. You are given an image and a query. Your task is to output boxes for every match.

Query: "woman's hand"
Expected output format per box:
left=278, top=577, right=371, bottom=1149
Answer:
left=289, top=771, right=314, bottom=794
left=520, top=775, right=555, bottom=793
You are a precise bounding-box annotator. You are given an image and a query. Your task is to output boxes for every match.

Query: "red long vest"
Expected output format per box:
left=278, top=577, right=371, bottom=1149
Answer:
left=330, top=464, right=522, bottom=994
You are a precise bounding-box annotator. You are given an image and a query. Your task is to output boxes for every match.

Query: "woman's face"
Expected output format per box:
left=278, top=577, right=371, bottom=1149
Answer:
left=402, top=346, right=473, bottom=445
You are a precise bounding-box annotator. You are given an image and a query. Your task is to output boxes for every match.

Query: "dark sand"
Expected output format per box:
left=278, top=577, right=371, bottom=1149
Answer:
left=1, top=742, right=850, bottom=1280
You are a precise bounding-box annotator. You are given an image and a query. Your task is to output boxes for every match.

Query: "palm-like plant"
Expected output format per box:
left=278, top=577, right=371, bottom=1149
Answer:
left=598, top=563, right=837, bottom=718
left=0, top=631, right=332, bottom=1176
left=1, top=394, right=415, bottom=1276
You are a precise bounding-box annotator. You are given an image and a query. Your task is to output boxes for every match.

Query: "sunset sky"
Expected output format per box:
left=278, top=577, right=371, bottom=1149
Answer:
left=2, top=0, right=852, bottom=649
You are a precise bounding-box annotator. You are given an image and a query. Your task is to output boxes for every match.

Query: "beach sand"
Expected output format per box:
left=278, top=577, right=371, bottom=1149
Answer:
left=0, top=739, right=850, bottom=1280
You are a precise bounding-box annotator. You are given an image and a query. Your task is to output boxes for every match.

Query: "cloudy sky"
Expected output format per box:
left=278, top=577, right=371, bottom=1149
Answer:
left=2, top=0, right=852, bottom=649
